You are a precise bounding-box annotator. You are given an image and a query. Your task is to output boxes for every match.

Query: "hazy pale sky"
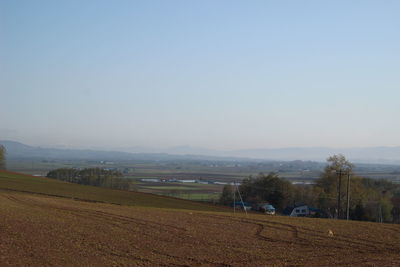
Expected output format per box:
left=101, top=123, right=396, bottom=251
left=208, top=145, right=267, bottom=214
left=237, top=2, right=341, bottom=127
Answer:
left=1, top=0, right=399, bottom=150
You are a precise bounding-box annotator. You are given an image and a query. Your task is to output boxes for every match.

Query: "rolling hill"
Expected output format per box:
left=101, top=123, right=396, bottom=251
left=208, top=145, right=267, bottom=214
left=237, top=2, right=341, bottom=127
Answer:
left=0, top=170, right=224, bottom=212
left=0, top=170, right=399, bottom=266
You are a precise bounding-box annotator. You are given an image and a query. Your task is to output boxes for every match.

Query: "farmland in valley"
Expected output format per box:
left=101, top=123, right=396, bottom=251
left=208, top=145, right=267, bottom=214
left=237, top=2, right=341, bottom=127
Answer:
left=6, top=156, right=400, bottom=205
left=1, top=170, right=400, bottom=266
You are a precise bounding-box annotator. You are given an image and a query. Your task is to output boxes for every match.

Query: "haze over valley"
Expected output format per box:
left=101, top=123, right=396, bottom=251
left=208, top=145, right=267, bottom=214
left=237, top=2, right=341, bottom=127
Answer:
left=2, top=140, right=400, bottom=165
left=1, top=1, right=400, bottom=265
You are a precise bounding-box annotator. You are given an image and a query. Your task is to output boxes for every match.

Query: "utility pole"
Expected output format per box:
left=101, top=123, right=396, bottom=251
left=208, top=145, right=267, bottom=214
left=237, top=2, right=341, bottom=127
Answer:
left=379, top=204, right=383, bottom=223
left=233, top=182, right=236, bottom=215
left=235, top=182, right=248, bottom=217
left=337, top=170, right=342, bottom=219
left=346, top=172, right=351, bottom=220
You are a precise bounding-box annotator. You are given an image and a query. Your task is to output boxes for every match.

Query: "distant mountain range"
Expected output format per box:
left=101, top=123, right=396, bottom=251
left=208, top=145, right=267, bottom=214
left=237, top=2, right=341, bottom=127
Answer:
left=0, top=140, right=249, bottom=162
left=1, top=140, right=400, bottom=164
left=115, top=144, right=400, bottom=164
left=228, top=147, right=400, bottom=164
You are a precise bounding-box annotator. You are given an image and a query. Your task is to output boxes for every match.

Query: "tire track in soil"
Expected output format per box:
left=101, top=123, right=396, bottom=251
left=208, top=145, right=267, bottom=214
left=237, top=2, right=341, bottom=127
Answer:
left=199, top=213, right=399, bottom=254
left=97, top=248, right=156, bottom=265
left=4, top=194, right=186, bottom=233
left=148, top=248, right=234, bottom=267
left=4, top=193, right=192, bottom=260
left=1, top=195, right=156, bottom=264
left=3, top=194, right=233, bottom=266
left=287, top=222, right=400, bottom=250
left=380, top=225, right=400, bottom=234
left=3, top=195, right=184, bottom=264
left=199, top=214, right=299, bottom=244
left=4, top=194, right=399, bottom=265
left=5, top=194, right=395, bottom=254
left=334, top=256, right=400, bottom=267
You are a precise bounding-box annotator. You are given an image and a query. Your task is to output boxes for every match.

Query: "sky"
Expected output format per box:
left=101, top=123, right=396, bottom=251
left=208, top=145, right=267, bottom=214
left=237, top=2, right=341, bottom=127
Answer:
left=1, top=0, right=399, bottom=150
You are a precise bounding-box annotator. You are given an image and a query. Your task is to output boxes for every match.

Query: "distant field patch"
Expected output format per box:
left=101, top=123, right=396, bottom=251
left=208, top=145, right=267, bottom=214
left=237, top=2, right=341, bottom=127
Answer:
left=143, top=186, right=199, bottom=190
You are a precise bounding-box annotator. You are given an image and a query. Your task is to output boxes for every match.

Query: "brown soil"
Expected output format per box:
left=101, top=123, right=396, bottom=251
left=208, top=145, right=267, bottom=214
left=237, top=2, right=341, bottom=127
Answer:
left=1, top=191, right=399, bottom=266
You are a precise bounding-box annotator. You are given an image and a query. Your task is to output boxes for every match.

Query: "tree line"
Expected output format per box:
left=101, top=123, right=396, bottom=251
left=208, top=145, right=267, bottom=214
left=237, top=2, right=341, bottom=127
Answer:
left=0, top=145, right=6, bottom=170
left=47, top=168, right=132, bottom=190
left=220, top=154, right=400, bottom=223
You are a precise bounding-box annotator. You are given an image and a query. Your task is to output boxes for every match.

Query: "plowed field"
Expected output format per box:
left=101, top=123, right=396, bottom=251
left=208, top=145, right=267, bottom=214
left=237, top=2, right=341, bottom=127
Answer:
left=1, top=191, right=399, bottom=266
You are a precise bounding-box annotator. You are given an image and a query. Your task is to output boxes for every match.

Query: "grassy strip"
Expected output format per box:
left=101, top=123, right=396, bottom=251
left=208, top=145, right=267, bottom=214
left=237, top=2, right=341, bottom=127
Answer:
left=0, top=170, right=227, bottom=212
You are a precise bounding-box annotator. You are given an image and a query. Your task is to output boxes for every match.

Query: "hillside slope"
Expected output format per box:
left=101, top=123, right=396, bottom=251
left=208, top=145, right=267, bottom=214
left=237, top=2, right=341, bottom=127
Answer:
left=1, top=171, right=399, bottom=266
left=0, top=170, right=225, bottom=212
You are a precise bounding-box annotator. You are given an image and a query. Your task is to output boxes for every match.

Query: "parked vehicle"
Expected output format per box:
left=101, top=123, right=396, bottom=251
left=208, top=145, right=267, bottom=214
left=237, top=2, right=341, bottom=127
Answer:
left=255, top=203, right=276, bottom=215
left=283, top=205, right=325, bottom=218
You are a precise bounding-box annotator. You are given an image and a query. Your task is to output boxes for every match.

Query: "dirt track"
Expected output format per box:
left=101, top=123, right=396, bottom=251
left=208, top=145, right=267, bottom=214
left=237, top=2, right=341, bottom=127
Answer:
left=1, top=192, right=399, bottom=266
